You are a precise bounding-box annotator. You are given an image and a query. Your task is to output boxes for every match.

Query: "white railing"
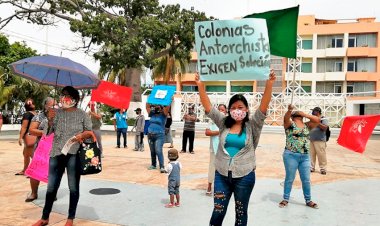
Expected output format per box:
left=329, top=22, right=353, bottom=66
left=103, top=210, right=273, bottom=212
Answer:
left=142, top=89, right=380, bottom=128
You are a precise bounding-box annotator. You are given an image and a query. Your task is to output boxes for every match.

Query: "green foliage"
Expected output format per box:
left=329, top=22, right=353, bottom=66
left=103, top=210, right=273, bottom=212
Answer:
left=0, top=34, right=52, bottom=110
left=0, top=1, right=212, bottom=81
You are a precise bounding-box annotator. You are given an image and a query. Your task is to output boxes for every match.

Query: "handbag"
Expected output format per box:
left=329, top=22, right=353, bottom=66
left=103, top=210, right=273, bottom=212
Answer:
left=78, top=132, right=102, bottom=175
left=25, top=133, right=54, bottom=183
left=24, top=133, right=37, bottom=147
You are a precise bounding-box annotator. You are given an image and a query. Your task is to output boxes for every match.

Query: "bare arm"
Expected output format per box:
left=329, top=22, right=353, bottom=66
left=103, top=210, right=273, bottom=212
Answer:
left=283, top=104, right=294, bottom=129
left=163, top=105, right=170, bottom=116
left=29, top=121, right=43, bottom=137
left=300, top=112, right=320, bottom=124
left=89, top=111, right=102, bottom=120
left=18, top=119, right=29, bottom=146
left=195, top=73, right=212, bottom=114
left=259, top=70, right=276, bottom=114
left=205, top=129, right=219, bottom=136
left=146, top=102, right=151, bottom=114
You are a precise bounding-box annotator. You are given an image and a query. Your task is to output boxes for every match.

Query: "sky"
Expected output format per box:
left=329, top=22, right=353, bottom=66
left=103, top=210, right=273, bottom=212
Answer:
left=0, top=0, right=379, bottom=81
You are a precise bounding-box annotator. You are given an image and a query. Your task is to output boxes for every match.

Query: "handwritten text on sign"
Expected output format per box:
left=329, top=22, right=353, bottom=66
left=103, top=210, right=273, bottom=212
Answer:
left=195, top=19, right=270, bottom=81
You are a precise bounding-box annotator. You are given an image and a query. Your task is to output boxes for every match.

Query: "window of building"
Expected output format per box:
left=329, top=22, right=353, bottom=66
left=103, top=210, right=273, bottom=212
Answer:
left=206, top=85, right=226, bottom=92
left=334, top=62, right=343, bottom=72
left=302, top=40, right=313, bottom=49
left=301, top=86, right=311, bottom=93
left=347, top=84, right=354, bottom=93
left=348, top=36, right=357, bottom=47
left=231, top=86, right=253, bottom=92
left=187, top=62, right=197, bottom=73
left=334, top=84, right=342, bottom=93
left=317, top=58, right=343, bottom=72
left=332, top=37, right=343, bottom=48
left=301, top=63, right=312, bottom=73
left=347, top=58, right=376, bottom=72
left=349, top=33, right=377, bottom=47
left=347, top=82, right=375, bottom=96
left=316, top=82, right=343, bottom=93
left=182, top=85, right=198, bottom=92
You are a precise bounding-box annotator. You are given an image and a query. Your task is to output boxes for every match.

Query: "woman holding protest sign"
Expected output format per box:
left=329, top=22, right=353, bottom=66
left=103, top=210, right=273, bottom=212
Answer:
left=195, top=70, right=275, bottom=226
left=25, top=97, right=55, bottom=202
left=32, top=86, right=93, bottom=226
left=146, top=102, right=171, bottom=173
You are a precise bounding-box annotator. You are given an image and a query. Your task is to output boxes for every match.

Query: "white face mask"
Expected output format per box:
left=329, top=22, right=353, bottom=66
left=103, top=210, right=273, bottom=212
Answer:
left=230, top=109, right=247, bottom=121
left=60, top=96, right=76, bottom=109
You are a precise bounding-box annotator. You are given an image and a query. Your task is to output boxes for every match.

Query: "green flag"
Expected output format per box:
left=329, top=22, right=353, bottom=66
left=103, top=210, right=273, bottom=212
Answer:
left=244, top=5, right=299, bottom=58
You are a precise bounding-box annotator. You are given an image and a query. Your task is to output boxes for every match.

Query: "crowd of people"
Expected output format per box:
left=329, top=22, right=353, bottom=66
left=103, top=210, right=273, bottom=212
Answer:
left=10, top=70, right=331, bottom=226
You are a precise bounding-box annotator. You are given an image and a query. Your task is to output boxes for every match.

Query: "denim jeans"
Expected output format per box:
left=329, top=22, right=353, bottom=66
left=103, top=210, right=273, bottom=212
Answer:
left=117, top=128, right=127, bottom=147
left=42, top=154, right=81, bottom=220
left=210, top=170, right=255, bottom=226
left=282, top=149, right=311, bottom=203
left=148, top=133, right=165, bottom=169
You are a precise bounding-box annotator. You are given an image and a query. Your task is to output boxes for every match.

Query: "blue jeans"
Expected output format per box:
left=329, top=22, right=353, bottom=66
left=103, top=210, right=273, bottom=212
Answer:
left=117, top=128, right=127, bottom=147
left=282, top=149, right=311, bottom=203
left=210, top=170, right=255, bottom=226
left=42, top=154, right=81, bottom=220
left=148, top=133, right=165, bottom=169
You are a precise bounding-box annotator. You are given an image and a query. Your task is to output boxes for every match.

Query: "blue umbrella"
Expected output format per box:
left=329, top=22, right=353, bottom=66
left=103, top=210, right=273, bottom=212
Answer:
left=9, top=55, right=100, bottom=89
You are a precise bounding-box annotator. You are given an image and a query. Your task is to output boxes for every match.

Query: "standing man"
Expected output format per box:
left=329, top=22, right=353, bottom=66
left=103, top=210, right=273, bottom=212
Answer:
left=132, top=108, right=145, bottom=152
left=181, top=106, right=197, bottom=154
left=113, top=108, right=128, bottom=148
left=307, top=107, right=329, bottom=175
left=88, top=102, right=103, bottom=155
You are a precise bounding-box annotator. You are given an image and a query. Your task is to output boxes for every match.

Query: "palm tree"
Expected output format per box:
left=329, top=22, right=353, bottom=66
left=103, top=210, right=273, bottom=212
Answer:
left=99, top=67, right=143, bottom=102
left=0, top=75, right=16, bottom=108
left=152, top=46, right=190, bottom=84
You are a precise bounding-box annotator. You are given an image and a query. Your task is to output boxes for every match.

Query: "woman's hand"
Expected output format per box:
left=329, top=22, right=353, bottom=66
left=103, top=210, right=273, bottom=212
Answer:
left=74, top=133, right=84, bottom=144
left=268, top=69, right=276, bottom=84
left=18, top=138, right=23, bottom=146
left=288, top=104, right=295, bottom=112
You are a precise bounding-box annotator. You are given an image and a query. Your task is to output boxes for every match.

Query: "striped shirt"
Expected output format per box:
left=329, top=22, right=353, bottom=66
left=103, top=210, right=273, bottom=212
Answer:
left=183, top=112, right=196, bottom=131
left=50, top=108, right=92, bottom=157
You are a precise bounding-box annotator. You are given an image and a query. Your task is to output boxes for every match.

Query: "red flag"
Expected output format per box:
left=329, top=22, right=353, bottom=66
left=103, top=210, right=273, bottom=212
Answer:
left=91, top=81, right=133, bottom=109
left=337, top=115, right=380, bottom=153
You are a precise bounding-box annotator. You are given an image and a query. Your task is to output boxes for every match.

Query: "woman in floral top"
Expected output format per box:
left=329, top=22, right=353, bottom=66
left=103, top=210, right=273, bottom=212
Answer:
left=279, top=104, right=320, bottom=209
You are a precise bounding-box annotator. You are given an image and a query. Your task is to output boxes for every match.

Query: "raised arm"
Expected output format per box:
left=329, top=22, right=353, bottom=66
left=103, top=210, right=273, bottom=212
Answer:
left=259, top=70, right=276, bottom=114
left=163, top=105, right=170, bottom=116
left=283, top=104, right=294, bottom=129
left=146, top=102, right=151, bottom=114
left=195, top=72, right=212, bottom=113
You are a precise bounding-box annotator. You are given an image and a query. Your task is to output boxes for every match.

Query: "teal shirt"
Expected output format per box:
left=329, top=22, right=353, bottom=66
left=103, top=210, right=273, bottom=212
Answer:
left=224, top=129, right=247, bottom=158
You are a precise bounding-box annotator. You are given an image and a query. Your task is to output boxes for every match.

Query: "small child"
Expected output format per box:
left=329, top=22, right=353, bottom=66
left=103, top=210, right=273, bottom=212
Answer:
left=165, top=149, right=182, bottom=208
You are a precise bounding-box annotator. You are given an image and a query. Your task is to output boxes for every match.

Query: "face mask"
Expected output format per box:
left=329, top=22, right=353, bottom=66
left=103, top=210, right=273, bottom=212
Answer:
left=60, top=96, right=76, bottom=109
left=230, top=109, right=247, bottom=121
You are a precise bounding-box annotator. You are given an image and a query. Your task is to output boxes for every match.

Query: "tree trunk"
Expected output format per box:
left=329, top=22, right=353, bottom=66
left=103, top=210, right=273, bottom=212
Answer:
left=124, top=67, right=142, bottom=102
left=164, top=55, right=175, bottom=84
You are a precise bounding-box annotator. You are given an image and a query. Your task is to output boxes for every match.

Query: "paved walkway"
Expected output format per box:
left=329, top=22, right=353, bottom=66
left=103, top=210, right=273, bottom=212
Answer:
left=0, top=132, right=379, bottom=226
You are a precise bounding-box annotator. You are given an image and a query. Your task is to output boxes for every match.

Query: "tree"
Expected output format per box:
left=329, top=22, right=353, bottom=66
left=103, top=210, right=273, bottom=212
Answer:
left=0, top=0, right=211, bottom=100
left=0, top=34, right=51, bottom=110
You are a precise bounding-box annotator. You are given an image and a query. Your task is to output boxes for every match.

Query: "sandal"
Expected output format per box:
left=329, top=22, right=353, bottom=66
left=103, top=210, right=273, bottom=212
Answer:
left=165, top=203, right=175, bottom=208
left=25, top=195, right=38, bottom=202
left=279, top=200, right=288, bottom=208
left=175, top=202, right=180, bottom=207
left=306, top=201, right=319, bottom=209
left=15, top=171, right=24, bottom=176
left=206, top=191, right=212, bottom=196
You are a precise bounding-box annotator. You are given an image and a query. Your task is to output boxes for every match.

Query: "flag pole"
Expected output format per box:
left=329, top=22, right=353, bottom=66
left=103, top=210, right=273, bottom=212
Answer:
left=290, top=59, right=296, bottom=105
